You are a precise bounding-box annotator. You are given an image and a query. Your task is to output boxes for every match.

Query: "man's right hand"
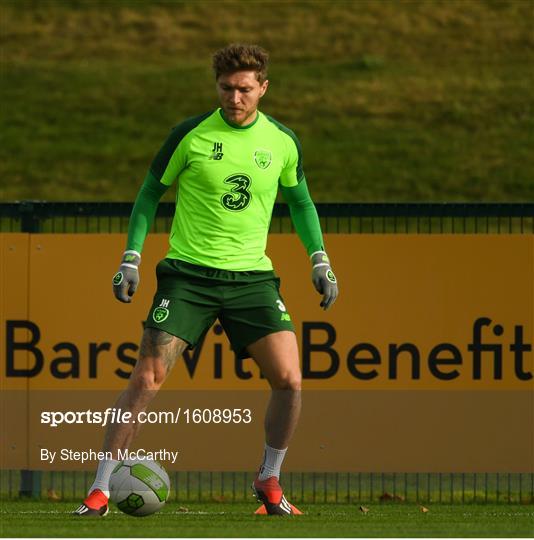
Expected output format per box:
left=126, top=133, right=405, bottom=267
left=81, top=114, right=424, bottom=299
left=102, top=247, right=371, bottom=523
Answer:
left=112, top=250, right=141, bottom=303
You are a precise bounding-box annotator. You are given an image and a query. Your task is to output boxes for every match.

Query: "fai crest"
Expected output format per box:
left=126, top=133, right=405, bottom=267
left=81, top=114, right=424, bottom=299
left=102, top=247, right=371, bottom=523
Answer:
left=152, top=307, right=169, bottom=323
left=254, top=149, right=272, bottom=170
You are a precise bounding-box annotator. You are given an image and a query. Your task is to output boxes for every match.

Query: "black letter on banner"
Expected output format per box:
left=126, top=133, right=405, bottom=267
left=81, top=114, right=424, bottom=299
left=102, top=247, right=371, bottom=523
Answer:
left=235, top=356, right=253, bottom=379
left=51, top=342, right=80, bottom=378
left=116, top=343, right=138, bottom=379
left=182, top=336, right=204, bottom=378
left=347, top=343, right=380, bottom=380
left=388, top=343, right=421, bottom=380
left=511, top=325, right=532, bottom=381
left=468, top=317, right=503, bottom=380
left=302, top=322, right=339, bottom=379
left=6, top=320, right=43, bottom=377
left=214, top=344, right=223, bottom=379
left=213, top=324, right=224, bottom=379
left=428, top=343, right=462, bottom=380
left=89, top=342, right=111, bottom=378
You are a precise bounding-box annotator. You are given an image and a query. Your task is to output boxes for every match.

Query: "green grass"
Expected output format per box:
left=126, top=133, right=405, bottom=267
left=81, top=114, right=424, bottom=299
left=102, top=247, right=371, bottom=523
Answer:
left=0, top=501, right=533, bottom=537
left=1, top=0, right=533, bottom=202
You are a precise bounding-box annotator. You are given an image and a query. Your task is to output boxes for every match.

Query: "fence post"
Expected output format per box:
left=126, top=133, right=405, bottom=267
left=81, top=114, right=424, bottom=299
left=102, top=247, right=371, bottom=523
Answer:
left=19, top=201, right=41, bottom=234
left=19, top=470, right=41, bottom=498
left=18, top=201, right=42, bottom=498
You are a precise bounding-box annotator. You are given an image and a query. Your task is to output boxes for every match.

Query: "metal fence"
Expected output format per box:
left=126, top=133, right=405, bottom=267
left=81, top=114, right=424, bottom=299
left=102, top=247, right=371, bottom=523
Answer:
left=1, top=201, right=533, bottom=234
left=1, top=202, right=533, bottom=502
left=1, top=470, right=533, bottom=504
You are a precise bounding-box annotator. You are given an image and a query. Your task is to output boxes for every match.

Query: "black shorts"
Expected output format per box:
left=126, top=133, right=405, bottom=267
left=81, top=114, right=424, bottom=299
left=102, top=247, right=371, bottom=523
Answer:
left=144, top=259, right=295, bottom=359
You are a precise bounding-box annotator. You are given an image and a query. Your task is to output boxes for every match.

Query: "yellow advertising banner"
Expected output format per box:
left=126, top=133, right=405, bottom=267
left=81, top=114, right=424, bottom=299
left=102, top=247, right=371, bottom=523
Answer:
left=2, top=233, right=533, bottom=391
left=1, top=233, right=533, bottom=472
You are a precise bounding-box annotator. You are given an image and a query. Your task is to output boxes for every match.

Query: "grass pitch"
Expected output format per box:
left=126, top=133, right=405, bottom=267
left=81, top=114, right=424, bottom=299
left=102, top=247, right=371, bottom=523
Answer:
left=1, top=501, right=533, bottom=537
left=2, top=1, right=533, bottom=203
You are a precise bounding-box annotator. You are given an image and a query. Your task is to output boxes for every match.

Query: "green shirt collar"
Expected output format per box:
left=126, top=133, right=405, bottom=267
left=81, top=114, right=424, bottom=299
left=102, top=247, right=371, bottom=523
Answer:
left=219, top=108, right=260, bottom=130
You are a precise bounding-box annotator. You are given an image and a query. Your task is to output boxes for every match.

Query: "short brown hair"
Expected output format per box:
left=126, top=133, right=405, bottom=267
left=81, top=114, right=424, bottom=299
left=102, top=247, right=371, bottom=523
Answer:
left=212, top=43, right=269, bottom=83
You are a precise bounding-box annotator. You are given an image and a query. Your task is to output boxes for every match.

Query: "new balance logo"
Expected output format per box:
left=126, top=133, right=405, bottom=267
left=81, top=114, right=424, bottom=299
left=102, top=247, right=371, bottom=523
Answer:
left=159, top=298, right=170, bottom=308
left=209, top=142, right=224, bottom=160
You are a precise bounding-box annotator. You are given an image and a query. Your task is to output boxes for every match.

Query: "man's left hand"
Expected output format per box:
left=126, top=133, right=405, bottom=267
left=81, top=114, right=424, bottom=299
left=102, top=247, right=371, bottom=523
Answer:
left=311, top=251, right=338, bottom=310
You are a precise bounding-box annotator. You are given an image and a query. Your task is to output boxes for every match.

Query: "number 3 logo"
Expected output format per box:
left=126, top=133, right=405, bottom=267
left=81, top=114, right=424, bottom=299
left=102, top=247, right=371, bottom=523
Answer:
left=221, top=173, right=252, bottom=211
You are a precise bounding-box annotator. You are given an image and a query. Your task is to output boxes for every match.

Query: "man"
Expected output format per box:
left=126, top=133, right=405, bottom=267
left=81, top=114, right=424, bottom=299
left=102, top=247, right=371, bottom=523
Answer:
left=74, top=43, right=338, bottom=517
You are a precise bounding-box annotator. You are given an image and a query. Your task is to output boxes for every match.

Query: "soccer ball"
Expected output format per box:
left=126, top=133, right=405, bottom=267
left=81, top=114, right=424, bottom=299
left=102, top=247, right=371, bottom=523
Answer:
left=109, top=459, right=170, bottom=517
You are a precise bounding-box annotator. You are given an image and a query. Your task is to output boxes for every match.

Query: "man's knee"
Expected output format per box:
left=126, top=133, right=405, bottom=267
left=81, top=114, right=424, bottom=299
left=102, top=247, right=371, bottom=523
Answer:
left=271, top=370, right=302, bottom=391
left=130, top=367, right=165, bottom=392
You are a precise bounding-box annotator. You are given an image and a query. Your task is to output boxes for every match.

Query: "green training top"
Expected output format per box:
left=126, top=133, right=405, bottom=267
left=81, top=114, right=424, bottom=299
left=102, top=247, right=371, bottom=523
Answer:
left=147, top=108, right=310, bottom=271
